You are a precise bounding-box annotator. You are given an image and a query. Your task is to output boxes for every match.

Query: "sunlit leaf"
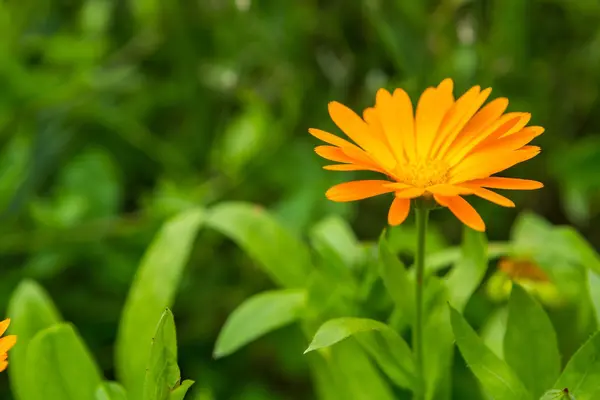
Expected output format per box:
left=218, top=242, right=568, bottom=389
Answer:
left=214, top=289, right=306, bottom=358
left=552, top=331, right=600, bottom=400
left=27, top=323, right=103, bottom=400
left=206, top=202, right=311, bottom=288
left=450, top=306, right=531, bottom=400
left=116, top=208, right=204, bottom=400
left=504, top=285, right=560, bottom=397
left=310, top=215, right=361, bottom=268
left=7, top=280, right=63, bottom=400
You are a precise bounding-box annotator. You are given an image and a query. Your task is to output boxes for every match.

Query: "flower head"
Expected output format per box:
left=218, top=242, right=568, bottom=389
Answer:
left=310, top=79, right=543, bottom=231
left=0, top=318, right=16, bottom=372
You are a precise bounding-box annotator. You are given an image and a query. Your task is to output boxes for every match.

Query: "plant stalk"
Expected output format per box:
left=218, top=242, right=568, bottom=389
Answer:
left=413, top=205, right=429, bottom=400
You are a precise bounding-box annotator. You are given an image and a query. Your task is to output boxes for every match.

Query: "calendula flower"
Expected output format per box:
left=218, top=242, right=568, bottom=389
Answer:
left=310, top=79, right=543, bottom=231
left=0, top=319, right=16, bottom=372
left=487, top=258, right=563, bottom=307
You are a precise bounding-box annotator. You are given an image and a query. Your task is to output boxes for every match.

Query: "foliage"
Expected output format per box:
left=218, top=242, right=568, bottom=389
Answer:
left=2, top=0, right=600, bottom=399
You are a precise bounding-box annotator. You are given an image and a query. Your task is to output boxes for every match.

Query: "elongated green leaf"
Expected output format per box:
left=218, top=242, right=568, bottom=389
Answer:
left=305, top=317, right=415, bottom=389
left=169, top=380, right=194, bottom=400
left=553, top=331, right=600, bottom=400
left=310, top=215, right=360, bottom=268
left=379, top=234, right=414, bottom=322
left=329, top=340, right=396, bottom=400
left=449, top=306, right=531, bottom=400
left=587, top=269, right=600, bottom=324
left=504, top=285, right=560, bottom=397
left=116, top=208, right=204, bottom=400
left=214, top=289, right=305, bottom=358
left=27, top=323, right=103, bottom=400
left=355, top=331, right=416, bottom=389
left=95, top=382, right=128, bottom=400
left=446, top=227, right=488, bottom=311
left=206, top=202, right=311, bottom=288
left=7, top=280, right=62, bottom=400
left=143, top=309, right=181, bottom=400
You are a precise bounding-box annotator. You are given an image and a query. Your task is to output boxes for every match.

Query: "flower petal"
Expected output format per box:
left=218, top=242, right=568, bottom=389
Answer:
left=427, top=184, right=473, bottom=196
left=0, top=360, right=7, bottom=373
left=450, top=146, right=541, bottom=183
left=376, top=88, right=415, bottom=163
left=0, top=319, right=9, bottom=337
left=314, top=146, right=353, bottom=163
left=434, top=195, right=486, bottom=231
left=466, top=177, right=543, bottom=190
left=388, top=197, right=411, bottom=225
left=325, top=180, right=394, bottom=202
left=433, top=87, right=491, bottom=159
left=0, top=335, right=16, bottom=354
left=415, top=86, right=454, bottom=158
left=308, top=128, right=355, bottom=148
left=323, top=164, right=382, bottom=172
left=446, top=112, right=530, bottom=165
left=476, top=125, right=543, bottom=153
left=328, top=102, right=397, bottom=170
left=395, top=187, right=426, bottom=198
left=467, top=186, right=515, bottom=207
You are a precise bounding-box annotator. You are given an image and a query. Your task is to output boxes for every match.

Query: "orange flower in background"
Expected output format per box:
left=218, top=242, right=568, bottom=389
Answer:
left=0, top=319, right=16, bottom=372
left=310, top=79, right=543, bottom=231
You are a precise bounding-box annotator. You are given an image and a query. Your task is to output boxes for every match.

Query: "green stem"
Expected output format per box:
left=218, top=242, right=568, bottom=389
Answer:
left=413, top=205, right=429, bottom=400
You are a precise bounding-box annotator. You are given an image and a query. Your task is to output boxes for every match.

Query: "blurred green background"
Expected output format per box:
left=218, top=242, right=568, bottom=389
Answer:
left=2, top=0, right=600, bottom=399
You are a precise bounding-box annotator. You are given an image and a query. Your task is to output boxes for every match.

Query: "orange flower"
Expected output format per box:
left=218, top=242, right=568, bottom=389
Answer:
left=310, top=79, right=543, bottom=231
left=0, top=319, right=16, bottom=372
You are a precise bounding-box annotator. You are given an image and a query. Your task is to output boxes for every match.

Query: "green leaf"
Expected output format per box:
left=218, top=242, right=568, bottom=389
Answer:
left=143, top=309, right=181, bottom=400
left=310, top=215, right=361, bottom=268
left=378, top=233, right=414, bottom=322
left=206, top=202, right=311, bottom=288
left=504, top=285, right=561, bottom=397
left=214, top=289, right=305, bottom=358
left=7, top=279, right=62, bottom=400
left=449, top=306, right=531, bottom=400
left=445, top=227, right=488, bottom=311
left=540, top=389, right=576, bottom=400
left=95, top=382, right=128, bottom=400
left=116, top=208, right=204, bottom=400
left=480, top=307, right=508, bottom=360
left=169, top=380, right=194, bottom=400
left=553, top=331, right=600, bottom=400
left=354, top=330, right=416, bottom=389
left=587, top=269, right=600, bottom=324
left=328, top=340, right=396, bottom=400
left=305, top=317, right=415, bottom=389
left=26, top=323, right=103, bottom=400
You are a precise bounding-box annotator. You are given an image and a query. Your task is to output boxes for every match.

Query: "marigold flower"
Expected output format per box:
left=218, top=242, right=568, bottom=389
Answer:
left=487, top=258, right=563, bottom=307
left=0, top=318, right=16, bottom=372
left=310, top=79, right=543, bottom=231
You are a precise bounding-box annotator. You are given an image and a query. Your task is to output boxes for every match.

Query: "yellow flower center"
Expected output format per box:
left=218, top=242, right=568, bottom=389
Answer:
left=396, top=159, right=450, bottom=187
